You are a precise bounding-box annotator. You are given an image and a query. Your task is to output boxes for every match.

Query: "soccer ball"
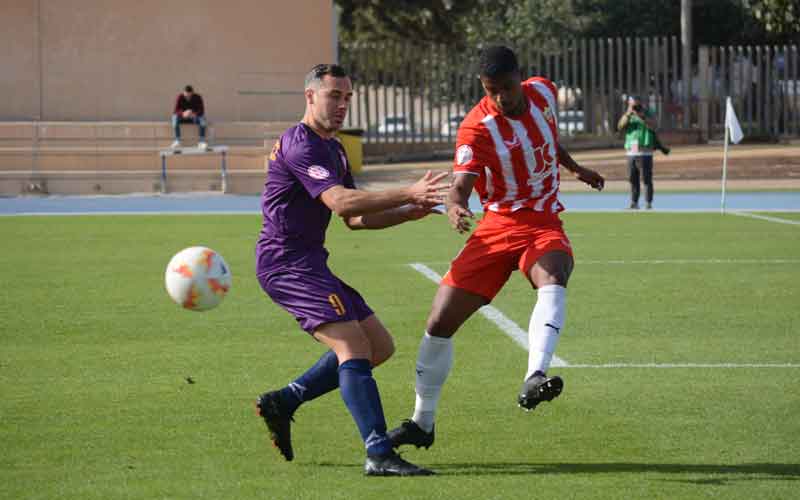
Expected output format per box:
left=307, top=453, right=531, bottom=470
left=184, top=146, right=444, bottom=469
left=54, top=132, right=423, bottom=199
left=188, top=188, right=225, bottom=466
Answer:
left=165, top=246, right=232, bottom=311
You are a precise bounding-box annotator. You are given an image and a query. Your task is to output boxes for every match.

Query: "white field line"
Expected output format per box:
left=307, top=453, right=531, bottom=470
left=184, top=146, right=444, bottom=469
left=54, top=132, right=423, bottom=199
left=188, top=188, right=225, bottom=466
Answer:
left=565, top=363, right=800, bottom=368
left=408, top=263, right=569, bottom=368
left=580, top=258, right=800, bottom=265
left=409, top=262, right=800, bottom=370
left=731, top=211, right=800, bottom=225
left=415, top=258, right=800, bottom=267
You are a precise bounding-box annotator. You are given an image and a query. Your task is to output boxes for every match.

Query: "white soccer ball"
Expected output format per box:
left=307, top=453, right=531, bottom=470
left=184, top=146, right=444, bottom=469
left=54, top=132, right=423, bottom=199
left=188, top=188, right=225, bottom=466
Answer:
left=165, top=246, right=232, bottom=311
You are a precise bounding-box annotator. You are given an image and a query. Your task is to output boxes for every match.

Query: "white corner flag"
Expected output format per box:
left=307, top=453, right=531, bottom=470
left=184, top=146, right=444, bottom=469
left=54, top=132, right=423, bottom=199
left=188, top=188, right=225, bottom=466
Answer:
left=725, top=97, right=744, bottom=144
left=721, top=97, right=745, bottom=214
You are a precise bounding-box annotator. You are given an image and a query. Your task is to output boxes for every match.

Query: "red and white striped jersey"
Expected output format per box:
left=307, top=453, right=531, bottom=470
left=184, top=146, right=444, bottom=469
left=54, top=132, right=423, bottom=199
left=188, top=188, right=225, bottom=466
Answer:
left=454, top=77, right=563, bottom=214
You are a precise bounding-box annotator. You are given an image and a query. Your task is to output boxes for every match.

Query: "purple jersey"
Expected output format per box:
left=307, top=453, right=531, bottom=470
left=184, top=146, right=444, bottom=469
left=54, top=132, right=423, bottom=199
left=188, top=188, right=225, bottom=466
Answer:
left=256, top=123, right=355, bottom=273
left=255, top=123, right=372, bottom=333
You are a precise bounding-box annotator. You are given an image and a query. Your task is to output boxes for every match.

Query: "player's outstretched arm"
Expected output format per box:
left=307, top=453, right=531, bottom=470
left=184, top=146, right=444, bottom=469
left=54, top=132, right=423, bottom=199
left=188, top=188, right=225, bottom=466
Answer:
left=342, top=203, right=444, bottom=230
left=320, top=170, right=449, bottom=219
left=447, top=173, right=476, bottom=234
left=556, top=143, right=605, bottom=191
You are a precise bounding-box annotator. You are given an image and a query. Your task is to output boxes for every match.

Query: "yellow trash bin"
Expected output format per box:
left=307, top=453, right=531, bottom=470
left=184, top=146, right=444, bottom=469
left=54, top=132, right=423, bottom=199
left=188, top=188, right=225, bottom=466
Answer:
left=336, top=129, right=364, bottom=173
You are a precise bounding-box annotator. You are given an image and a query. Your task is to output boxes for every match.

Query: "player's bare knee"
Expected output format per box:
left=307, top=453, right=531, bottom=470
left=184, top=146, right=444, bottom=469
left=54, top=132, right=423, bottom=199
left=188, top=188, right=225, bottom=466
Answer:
left=371, top=338, right=395, bottom=367
left=530, top=254, right=572, bottom=288
left=331, top=334, right=373, bottom=363
left=336, top=346, right=373, bottom=364
left=426, top=316, right=457, bottom=338
left=532, top=273, right=568, bottom=288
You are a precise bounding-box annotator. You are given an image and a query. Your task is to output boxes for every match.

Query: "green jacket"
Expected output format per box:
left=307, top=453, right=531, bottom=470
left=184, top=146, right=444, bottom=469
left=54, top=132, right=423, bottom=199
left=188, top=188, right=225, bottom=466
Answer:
left=619, top=109, right=656, bottom=152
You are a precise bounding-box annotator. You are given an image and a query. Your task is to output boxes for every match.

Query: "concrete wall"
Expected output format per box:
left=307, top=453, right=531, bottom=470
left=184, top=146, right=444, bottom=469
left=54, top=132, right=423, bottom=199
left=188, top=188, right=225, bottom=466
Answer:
left=0, top=0, right=334, bottom=121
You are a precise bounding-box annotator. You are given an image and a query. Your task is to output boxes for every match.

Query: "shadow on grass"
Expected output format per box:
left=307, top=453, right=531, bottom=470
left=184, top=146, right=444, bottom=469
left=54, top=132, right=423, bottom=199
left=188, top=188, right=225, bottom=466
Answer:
left=311, top=461, right=800, bottom=482
left=424, top=462, right=800, bottom=481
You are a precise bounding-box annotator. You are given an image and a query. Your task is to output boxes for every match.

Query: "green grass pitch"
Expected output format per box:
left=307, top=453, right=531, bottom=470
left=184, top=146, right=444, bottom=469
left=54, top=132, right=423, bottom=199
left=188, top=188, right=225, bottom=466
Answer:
left=1, top=212, right=798, bottom=499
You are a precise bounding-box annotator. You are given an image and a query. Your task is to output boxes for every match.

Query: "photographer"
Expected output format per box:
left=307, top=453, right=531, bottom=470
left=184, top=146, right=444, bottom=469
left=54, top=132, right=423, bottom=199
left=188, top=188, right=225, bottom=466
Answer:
left=617, top=95, right=668, bottom=209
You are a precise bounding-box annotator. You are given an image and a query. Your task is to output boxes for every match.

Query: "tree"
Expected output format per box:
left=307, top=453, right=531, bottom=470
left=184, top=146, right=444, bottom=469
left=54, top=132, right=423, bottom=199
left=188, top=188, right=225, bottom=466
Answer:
left=746, top=0, right=800, bottom=36
left=460, top=0, right=585, bottom=52
left=336, top=0, right=798, bottom=46
left=572, top=0, right=767, bottom=44
left=336, top=0, right=582, bottom=50
left=336, top=0, right=477, bottom=46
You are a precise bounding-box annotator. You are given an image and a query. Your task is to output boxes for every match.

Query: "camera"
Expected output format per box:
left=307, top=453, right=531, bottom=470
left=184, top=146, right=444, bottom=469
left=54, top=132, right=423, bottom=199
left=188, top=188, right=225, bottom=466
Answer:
left=633, top=104, right=643, bottom=112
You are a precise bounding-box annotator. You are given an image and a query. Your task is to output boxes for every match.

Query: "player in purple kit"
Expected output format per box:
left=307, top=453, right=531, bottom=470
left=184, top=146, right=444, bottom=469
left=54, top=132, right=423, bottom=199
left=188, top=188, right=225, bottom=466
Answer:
left=254, top=64, right=448, bottom=476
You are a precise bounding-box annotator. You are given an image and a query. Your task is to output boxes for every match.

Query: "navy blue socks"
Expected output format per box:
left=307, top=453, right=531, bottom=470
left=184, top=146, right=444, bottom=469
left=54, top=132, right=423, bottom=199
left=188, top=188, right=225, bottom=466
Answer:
left=338, top=358, right=392, bottom=457
left=278, top=350, right=340, bottom=415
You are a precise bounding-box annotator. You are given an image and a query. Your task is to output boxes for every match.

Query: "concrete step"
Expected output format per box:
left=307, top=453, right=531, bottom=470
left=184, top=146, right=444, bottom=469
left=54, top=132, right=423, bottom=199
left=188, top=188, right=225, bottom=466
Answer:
left=0, top=121, right=294, bottom=147
left=0, top=146, right=267, bottom=171
left=0, top=169, right=266, bottom=196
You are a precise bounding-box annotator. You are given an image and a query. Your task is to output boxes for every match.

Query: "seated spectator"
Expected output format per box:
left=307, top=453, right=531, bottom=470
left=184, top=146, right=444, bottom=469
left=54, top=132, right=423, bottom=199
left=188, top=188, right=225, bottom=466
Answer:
left=171, top=85, right=208, bottom=149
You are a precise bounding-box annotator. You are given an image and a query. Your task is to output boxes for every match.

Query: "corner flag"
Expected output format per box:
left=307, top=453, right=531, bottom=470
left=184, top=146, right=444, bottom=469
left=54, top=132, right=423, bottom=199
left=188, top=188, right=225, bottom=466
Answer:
left=725, top=97, right=744, bottom=144
left=721, top=97, right=744, bottom=213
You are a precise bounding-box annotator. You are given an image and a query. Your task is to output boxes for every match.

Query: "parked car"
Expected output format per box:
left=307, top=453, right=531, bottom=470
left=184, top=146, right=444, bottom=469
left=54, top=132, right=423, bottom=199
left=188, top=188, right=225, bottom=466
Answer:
left=376, top=115, right=411, bottom=135
left=439, top=115, right=465, bottom=138
left=558, top=110, right=585, bottom=135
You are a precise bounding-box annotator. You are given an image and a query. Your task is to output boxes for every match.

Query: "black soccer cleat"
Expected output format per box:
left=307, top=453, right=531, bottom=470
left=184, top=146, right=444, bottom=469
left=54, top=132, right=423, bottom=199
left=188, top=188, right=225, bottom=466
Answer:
left=256, top=391, right=295, bottom=461
left=364, top=450, right=435, bottom=476
left=387, top=419, right=435, bottom=449
left=517, top=372, right=564, bottom=411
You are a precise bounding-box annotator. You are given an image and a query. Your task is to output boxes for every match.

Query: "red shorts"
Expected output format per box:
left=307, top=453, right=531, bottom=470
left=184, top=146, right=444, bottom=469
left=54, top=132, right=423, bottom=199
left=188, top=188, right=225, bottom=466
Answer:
left=441, top=209, right=573, bottom=300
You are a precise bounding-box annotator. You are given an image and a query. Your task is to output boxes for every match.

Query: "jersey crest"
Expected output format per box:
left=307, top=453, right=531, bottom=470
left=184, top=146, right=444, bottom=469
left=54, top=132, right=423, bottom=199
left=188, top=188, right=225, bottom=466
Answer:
left=269, top=139, right=280, bottom=161
left=543, top=106, right=555, bottom=124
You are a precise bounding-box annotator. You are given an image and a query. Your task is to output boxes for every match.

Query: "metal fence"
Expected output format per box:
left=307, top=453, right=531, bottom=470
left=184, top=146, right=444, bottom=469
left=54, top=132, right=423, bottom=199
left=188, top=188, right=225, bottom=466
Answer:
left=340, top=39, right=799, bottom=144
left=701, top=45, right=799, bottom=139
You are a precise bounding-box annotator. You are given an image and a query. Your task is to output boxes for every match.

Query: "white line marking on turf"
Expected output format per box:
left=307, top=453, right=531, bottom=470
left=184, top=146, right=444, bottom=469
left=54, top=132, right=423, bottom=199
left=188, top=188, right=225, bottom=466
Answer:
left=564, top=363, right=800, bottom=368
left=580, top=258, right=800, bottom=265
left=412, top=258, right=800, bottom=267
left=731, top=211, right=800, bottom=225
left=4, top=208, right=799, bottom=217
left=409, top=262, right=568, bottom=368
left=409, top=263, right=799, bottom=369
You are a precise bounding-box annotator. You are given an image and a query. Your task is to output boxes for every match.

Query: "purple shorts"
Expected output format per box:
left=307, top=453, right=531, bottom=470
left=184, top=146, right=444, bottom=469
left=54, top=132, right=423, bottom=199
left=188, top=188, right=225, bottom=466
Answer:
left=258, top=265, right=374, bottom=334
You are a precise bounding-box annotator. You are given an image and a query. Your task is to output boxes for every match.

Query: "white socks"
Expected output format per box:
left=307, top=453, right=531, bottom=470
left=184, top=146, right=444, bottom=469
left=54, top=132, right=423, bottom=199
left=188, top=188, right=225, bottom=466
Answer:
left=412, top=332, right=453, bottom=433
left=409, top=286, right=564, bottom=431
left=526, top=284, right=566, bottom=380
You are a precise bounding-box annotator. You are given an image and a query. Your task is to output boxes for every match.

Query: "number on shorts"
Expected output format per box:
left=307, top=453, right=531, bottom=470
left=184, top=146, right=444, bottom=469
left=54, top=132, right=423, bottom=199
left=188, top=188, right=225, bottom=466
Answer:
left=328, top=293, right=346, bottom=316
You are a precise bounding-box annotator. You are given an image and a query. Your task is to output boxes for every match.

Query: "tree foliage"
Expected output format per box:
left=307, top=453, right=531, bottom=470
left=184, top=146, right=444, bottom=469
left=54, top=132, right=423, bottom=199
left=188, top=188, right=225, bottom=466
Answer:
left=574, top=0, right=792, bottom=44
left=746, top=0, right=800, bottom=35
left=336, top=0, right=476, bottom=45
left=336, top=0, right=799, bottom=46
left=459, top=0, right=585, bottom=52
left=337, top=0, right=582, bottom=49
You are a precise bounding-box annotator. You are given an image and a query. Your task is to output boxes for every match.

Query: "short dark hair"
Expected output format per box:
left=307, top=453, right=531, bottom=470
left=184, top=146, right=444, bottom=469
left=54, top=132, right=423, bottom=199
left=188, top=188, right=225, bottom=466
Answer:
left=478, top=46, right=519, bottom=78
left=304, top=64, right=348, bottom=89
left=184, top=85, right=194, bottom=93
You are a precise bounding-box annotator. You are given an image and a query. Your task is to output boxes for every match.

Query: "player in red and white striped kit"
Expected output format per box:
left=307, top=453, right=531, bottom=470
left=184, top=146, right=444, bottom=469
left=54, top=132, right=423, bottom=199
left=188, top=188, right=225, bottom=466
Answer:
left=389, top=46, right=605, bottom=453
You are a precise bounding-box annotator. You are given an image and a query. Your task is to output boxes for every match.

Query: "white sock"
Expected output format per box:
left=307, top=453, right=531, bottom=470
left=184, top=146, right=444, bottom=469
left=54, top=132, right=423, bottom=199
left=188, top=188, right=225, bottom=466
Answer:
left=526, top=285, right=566, bottom=380
left=411, top=332, right=453, bottom=433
